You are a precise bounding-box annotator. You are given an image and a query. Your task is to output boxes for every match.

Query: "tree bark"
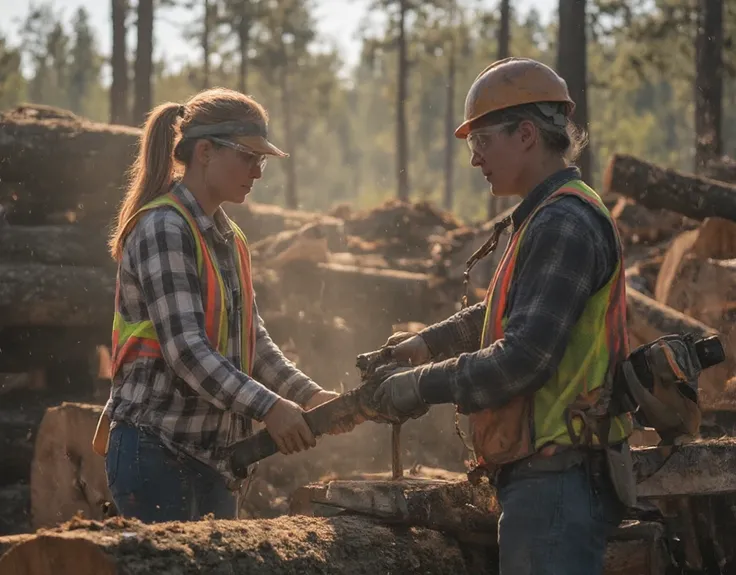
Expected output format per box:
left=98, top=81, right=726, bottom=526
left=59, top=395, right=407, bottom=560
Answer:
left=602, top=153, right=736, bottom=222
left=133, top=0, right=153, bottom=125
left=30, top=403, right=110, bottom=530
left=556, top=0, right=591, bottom=184
left=0, top=264, right=115, bottom=327
left=203, top=0, right=212, bottom=89
left=442, top=1, right=456, bottom=211
left=489, top=0, right=510, bottom=220
left=0, top=225, right=112, bottom=268
left=0, top=113, right=139, bottom=225
left=694, top=0, right=723, bottom=172
left=396, top=0, right=410, bottom=201
left=109, top=0, right=129, bottom=125
left=237, top=0, right=251, bottom=93
left=280, top=64, right=298, bottom=209
left=0, top=515, right=477, bottom=575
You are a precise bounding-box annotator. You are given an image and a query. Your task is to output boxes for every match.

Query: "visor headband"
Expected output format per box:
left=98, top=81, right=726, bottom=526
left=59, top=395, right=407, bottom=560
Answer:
left=182, top=120, right=267, bottom=139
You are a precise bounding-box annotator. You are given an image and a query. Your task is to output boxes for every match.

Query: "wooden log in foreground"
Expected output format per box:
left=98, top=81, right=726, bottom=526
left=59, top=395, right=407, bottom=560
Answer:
left=0, top=518, right=670, bottom=575
left=0, top=264, right=115, bottom=327
left=0, top=515, right=478, bottom=575
left=602, top=153, right=736, bottom=222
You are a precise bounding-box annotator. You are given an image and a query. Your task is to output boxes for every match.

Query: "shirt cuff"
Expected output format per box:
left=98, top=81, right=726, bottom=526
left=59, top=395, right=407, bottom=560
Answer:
left=288, top=380, right=323, bottom=407
left=243, top=386, right=282, bottom=422
left=417, top=362, right=455, bottom=405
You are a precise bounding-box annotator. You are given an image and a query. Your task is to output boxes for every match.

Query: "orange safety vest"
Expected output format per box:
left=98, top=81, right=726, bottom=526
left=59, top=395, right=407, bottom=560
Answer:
left=471, top=179, right=631, bottom=471
left=110, top=192, right=255, bottom=379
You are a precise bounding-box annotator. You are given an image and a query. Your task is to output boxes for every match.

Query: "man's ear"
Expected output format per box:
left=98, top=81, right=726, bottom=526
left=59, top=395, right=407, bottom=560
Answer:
left=517, top=120, right=538, bottom=151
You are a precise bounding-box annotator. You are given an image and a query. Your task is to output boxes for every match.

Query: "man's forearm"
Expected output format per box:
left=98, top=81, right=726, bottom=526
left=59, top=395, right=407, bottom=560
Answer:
left=418, top=302, right=486, bottom=360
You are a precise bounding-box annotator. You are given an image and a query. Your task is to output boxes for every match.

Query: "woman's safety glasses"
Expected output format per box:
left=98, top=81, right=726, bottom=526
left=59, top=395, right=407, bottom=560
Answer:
left=208, top=136, right=268, bottom=171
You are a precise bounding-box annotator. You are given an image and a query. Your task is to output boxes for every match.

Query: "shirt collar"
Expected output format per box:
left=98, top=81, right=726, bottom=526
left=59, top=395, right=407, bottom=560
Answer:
left=511, top=166, right=581, bottom=230
left=171, top=181, right=234, bottom=240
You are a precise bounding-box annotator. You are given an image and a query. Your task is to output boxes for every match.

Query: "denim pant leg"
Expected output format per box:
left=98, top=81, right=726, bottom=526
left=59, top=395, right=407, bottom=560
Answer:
left=191, top=460, right=237, bottom=519
left=497, top=464, right=624, bottom=575
left=105, top=422, right=195, bottom=523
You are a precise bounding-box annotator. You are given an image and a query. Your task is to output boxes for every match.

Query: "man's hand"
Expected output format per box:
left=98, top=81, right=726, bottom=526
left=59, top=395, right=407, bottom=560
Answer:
left=386, top=333, right=432, bottom=367
left=262, top=398, right=316, bottom=455
left=373, top=366, right=429, bottom=421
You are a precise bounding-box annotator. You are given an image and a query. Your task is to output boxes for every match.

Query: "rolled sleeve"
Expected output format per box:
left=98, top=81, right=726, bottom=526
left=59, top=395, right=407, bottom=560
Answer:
left=251, top=301, right=323, bottom=407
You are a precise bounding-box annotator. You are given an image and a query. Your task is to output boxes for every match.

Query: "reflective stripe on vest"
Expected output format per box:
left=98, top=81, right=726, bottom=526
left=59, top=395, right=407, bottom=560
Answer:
left=473, top=180, right=631, bottom=464
left=110, top=192, right=255, bottom=379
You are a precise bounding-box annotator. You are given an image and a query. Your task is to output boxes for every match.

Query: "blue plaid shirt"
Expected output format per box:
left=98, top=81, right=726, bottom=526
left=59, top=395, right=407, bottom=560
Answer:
left=417, top=167, right=621, bottom=414
left=105, top=182, right=322, bottom=482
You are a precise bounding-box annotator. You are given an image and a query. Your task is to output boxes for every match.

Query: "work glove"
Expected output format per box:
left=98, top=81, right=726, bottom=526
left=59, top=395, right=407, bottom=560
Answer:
left=372, top=366, right=430, bottom=421
left=388, top=333, right=432, bottom=366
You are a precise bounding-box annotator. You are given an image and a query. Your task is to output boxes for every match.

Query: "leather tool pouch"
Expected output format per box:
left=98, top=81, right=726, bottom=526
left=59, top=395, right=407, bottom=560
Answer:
left=604, top=441, right=637, bottom=507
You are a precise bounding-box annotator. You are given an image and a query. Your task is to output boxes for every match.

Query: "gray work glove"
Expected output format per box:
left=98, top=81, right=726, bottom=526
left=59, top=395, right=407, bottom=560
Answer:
left=372, top=366, right=430, bottom=421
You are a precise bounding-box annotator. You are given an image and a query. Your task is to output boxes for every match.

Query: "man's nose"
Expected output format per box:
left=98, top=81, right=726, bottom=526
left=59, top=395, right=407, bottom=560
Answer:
left=470, top=150, right=483, bottom=168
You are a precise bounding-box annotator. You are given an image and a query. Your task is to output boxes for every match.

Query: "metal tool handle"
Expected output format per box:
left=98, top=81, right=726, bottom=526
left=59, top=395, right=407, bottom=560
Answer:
left=230, top=429, right=277, bottom=478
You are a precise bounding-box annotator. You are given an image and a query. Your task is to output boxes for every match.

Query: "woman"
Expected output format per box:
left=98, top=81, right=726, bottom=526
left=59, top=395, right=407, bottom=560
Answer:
left=371, top=58, right=630, bottom=574
left=96, top=87, right=339, bottom=523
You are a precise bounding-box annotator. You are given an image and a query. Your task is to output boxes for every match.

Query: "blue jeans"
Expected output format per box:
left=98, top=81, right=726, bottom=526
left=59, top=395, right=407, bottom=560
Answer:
left=496, top=462, right=624, bottom=575
left=105, top=421, right=237, bottom=523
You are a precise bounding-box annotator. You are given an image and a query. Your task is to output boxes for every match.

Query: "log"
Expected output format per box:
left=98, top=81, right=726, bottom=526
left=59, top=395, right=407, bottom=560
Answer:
left=30, top=403, right=111, bottom=529
left=0, top=515, right=481, bottom=575
left=0, top=485, right=30, bottom=536
left=0, top=409, right=43, bottom=487
left=626, top=287, right=718, bottom=345
left=277, top=261, right=454, bottom=352
left=605, top=521, right=668, bottom=575
left=0, top=327, right=110, bottom=374
left=0, top=225, right=112, bottom=268
left=291, top=479, right=668, bottom=574
left=290, top=477, right=498, bottom=540
left=0, top=533, right=33, bottom=557
left=602, top=153, right=736, bottom=222
left=0, top=107, right=140, bottom=225
left=225, top=201, right=345, bottom=244
left=0, top=264, right=115, bottom=327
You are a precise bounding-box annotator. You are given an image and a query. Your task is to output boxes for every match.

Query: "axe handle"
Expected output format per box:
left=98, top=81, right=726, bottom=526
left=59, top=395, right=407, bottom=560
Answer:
left=229, top=395, right=362, bottom=477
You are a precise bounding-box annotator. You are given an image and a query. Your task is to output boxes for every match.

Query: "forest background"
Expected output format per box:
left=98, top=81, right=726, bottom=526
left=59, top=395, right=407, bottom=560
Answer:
left=0, top=0, right=733, bottom=223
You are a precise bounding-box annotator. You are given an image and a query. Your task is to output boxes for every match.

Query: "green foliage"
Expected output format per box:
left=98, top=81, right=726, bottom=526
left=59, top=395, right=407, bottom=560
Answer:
left=0, top=0, right=734, bottom=221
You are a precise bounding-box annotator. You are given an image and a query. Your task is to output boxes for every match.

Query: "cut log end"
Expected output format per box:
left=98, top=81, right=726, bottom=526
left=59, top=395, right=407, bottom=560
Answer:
left=0, top=535, right=117, bottom=575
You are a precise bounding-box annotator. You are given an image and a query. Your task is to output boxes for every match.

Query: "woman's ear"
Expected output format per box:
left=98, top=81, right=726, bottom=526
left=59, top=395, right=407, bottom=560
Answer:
left=193, top=139, right=212, bottom=166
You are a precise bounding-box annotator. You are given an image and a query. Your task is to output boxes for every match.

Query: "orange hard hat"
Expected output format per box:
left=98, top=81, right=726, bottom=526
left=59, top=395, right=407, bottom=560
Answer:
left=455, top=57, right=575, bottom=139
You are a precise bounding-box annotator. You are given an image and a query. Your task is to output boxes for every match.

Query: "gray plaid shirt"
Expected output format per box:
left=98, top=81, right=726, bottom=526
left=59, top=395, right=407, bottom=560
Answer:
left=105, top=182, right=321, bottom=482
left=417, top=167, right=621, bottom=414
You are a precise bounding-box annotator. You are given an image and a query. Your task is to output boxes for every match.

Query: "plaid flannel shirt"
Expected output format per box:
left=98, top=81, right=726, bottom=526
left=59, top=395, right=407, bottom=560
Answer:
left=417, top=167, right=621, bottom=414
left=105, top=182, right=321, bottom=483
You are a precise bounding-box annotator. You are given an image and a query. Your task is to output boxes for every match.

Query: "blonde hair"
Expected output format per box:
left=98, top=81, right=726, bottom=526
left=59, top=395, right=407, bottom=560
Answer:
left=109, top=87, right=269, bottom=261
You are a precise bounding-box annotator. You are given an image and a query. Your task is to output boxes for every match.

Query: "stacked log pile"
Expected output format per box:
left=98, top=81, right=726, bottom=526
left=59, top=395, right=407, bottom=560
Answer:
left=4, top=105, right=736, bottom=572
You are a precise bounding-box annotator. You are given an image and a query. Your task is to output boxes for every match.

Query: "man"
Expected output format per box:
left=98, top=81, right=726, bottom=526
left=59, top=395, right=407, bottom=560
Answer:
left=371, top=57, right=630, bottom=574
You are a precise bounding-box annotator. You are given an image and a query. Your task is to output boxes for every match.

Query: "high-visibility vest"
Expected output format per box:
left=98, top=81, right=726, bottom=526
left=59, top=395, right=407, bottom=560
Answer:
left=471, top=179, right=632, bottom=469
left=110, top=192, right=255, bottom=379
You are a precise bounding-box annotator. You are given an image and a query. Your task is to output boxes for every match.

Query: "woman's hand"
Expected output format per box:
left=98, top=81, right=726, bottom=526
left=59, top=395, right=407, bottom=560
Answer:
left=304, top=390, right=364, bottom=435
left=262, top=398, right=316, bottom=455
